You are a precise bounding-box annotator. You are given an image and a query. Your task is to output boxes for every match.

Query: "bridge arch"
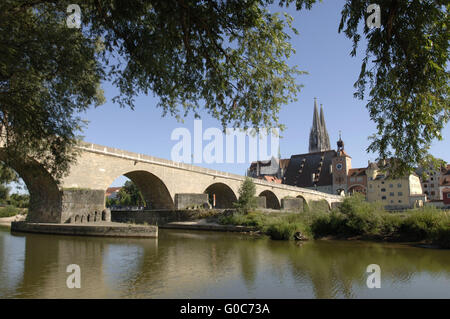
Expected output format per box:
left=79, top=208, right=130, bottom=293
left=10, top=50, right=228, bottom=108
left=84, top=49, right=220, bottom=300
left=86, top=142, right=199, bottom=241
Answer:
left=204, top=183, right=237, bottom=208
left=0, top=151, right=62, bottom=223
left=110, top=170, right=174, bottom=209
left=259, top=190, right=280, bottom=209
left=296, top=195, right=308, bottom=211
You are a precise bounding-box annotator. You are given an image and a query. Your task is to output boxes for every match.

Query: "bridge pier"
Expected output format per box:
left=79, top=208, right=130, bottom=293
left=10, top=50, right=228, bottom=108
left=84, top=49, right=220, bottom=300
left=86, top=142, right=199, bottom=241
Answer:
left=174, top=193, right=210, bottom=209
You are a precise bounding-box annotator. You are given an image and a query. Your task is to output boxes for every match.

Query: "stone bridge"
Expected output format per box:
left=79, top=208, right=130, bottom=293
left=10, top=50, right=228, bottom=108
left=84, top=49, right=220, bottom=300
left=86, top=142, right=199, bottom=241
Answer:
left=3, top=142, right=343, bottom=223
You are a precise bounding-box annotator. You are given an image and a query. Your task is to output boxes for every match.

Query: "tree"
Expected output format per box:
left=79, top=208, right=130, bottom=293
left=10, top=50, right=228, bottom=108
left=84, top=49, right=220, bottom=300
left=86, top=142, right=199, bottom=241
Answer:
left=1, top=1, right=447, bottom=178
left=280, top=0, right=449, bottom=175
left=234, top=177, right=257, bottom=213
left=117, top=181, right=145, bottom=207
left=0, top=0, right=302, bottom=179
left=0, top=162, right=18, bottom=202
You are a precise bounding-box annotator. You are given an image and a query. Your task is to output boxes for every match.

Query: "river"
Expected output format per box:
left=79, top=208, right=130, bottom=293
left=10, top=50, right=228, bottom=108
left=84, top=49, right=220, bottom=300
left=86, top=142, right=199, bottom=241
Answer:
left=0, top=225, right=449, bottom=298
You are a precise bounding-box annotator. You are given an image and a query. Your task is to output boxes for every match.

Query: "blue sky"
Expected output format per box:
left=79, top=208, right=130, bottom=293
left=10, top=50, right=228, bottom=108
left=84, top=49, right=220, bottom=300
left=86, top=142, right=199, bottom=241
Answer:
left=76, top=0, right=449, bottom=187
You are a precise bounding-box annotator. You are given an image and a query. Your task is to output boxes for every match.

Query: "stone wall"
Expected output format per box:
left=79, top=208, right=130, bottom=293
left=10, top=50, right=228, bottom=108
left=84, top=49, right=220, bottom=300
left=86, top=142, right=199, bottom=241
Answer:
left=61, top=189, right=110, bottom=224
left=174, top=193, right=210, bottom=209
left=255, top=196, right=266, bottom=209
left=281, top=198, right=304, bottom=211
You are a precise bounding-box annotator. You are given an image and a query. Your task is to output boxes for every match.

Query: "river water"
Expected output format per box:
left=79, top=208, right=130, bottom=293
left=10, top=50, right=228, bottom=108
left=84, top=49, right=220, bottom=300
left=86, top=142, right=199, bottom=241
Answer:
left=0, top=225, right=449, bottom=298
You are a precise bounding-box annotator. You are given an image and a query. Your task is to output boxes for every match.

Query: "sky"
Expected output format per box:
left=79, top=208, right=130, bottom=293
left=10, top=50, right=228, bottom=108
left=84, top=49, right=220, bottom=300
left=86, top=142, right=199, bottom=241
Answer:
left=72, top=0, right=449, bottom=187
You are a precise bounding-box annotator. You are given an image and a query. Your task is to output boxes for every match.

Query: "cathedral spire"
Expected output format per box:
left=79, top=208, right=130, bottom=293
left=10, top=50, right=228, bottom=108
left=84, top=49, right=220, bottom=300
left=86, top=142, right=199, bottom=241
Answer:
left=309, top=98, right=331, bottom=153
left=320, top=104, right=331, bottom=150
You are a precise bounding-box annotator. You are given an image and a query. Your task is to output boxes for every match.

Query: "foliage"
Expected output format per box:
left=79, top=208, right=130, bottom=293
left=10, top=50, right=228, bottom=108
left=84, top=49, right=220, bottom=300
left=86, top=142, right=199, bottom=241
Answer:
left=234, top=178, right=257, bottom=213
left=7, top=193, right=29, bottom=208
left=0, top=0, right=303, bottom=179
left=2, top=1, right=448, bottom=177
left=280, top=0, right=449, bottom=176
left=105, top=180, right=145, bottom=207
left=219, top=210, right=313, bottom=240
left=0, top=205, right=23, bottom=218
left=220, top=194, right=450, bottom=247
left=0, top=1, right=104, bottom=179
left=0, top=162, right=19, bottom=202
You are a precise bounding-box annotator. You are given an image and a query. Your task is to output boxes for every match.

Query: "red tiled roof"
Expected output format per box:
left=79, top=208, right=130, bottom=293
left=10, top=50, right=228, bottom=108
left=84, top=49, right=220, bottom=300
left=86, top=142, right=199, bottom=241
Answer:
left=348, top=168, right=366, bottom=177
left=263, top=176, right=282, bottom=184
left=105, top=187, right=121, bottom=197
left=440, top=177, right=450, bottom=186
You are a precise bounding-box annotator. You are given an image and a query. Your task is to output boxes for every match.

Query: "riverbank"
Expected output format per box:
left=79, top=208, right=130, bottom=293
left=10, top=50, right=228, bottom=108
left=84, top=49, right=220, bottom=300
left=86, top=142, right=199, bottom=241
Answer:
left=0, top=214, right=26, bottom=227
left=218, top=195, right=450, bottom=248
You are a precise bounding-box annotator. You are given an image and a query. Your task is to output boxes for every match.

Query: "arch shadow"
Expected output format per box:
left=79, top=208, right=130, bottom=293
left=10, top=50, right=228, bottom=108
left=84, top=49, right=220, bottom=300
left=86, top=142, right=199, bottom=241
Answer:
left=111, top=170, right=174, bottom=209
left=204, top=183, right=237, bottom=209
left=0, top=150, right=62, bottom=223
left=259, top=190, right=280, bottom=209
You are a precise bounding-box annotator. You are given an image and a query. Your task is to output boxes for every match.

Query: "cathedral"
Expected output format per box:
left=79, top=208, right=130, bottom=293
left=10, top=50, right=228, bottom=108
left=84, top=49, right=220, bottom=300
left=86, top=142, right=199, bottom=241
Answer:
left=249, top=98, right=352, bottom=195
left=248, top=98, right=429, bottom=207
left=282, top=99, right=351, bottom=194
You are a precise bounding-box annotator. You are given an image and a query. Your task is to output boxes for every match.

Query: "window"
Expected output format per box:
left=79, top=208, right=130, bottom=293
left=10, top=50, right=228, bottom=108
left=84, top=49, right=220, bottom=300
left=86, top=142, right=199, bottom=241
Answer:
left=389, top=184, right=393, bottom=188
left=382, top=196, right=386, bottom=200
left=390, top=192, right=394, bottom=196
left=431, top=184, right=434, bottom=188
left=398, top=200, right=402, bottom=203
left=447, top=193, right=450, bottom=199
left=381, top=181, right=385, bottom=184
left=381, top=188, right=386, bottom=192
left=398, top=192, right=403, bottom=196
left=369, top=184, right=373, bottom=188
left=431, top=177, right=434, bottom=181
left=424, top=184, right=428, bottom=188
left=397, top=183, right=402, bottom=188
left=357, top=177, right=363, bottom=182
left=431, top=191, right=435, bottom=196
left=390, top=200, right=394, bottom=203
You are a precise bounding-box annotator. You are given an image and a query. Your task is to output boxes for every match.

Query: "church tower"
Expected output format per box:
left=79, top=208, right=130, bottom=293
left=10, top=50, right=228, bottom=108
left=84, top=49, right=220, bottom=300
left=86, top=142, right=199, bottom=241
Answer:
left=332, top=132, right=352, bottom=194
left=309, top=98, right=331, bottom=153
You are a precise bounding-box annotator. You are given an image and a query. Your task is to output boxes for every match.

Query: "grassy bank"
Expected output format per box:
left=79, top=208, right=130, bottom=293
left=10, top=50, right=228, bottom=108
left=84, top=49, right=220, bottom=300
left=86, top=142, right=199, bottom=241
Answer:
left=218, top=195, right=450, bottom=248
left=0, top=206, right=26, bottom=218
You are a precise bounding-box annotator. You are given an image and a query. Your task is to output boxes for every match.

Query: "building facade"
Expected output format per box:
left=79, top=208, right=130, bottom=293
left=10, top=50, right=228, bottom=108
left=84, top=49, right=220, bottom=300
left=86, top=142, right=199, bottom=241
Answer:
left=366, top=163, right=425, bottom=209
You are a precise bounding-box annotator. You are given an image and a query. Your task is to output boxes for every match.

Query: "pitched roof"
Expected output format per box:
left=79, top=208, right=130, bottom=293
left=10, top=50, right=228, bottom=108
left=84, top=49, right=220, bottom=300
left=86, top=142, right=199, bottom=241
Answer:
left=105, top=187, right=121, bottom=197
left=348, top=168, right=366, bottom=177
left=283, top=150, right=336, bottom=187
left=440, top=176, right=450, bottom=186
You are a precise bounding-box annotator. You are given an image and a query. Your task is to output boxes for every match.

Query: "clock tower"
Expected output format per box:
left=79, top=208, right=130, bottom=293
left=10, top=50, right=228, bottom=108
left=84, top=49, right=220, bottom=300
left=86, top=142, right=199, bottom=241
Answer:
left=332, top=132, right=351, bottom=194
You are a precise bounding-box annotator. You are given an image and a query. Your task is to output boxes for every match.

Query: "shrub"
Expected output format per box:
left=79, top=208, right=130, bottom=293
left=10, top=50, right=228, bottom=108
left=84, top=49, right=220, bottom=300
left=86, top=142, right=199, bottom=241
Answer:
left=266, top=222, right=305, bottom=240
left=0, top=206, right=22, bottom=218
left=400, top=208, right=447, bottom=241
left=233, top=178, right=257, bottom=213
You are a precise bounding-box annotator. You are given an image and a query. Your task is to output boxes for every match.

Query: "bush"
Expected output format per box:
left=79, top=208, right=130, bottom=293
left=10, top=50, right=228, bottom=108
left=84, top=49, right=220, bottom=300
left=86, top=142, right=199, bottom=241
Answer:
left=400, top=208, right=447, bottom=241
left=266, top=222, right=303, bottom=240
left=0, top=205, right=22, bottom=218
left=233, top=178, right=257, bottom=213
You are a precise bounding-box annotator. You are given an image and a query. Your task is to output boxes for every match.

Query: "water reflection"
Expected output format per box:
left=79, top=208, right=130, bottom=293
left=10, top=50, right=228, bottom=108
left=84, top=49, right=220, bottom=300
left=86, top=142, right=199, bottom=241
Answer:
left=0, top=226, right=449, bottom=298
